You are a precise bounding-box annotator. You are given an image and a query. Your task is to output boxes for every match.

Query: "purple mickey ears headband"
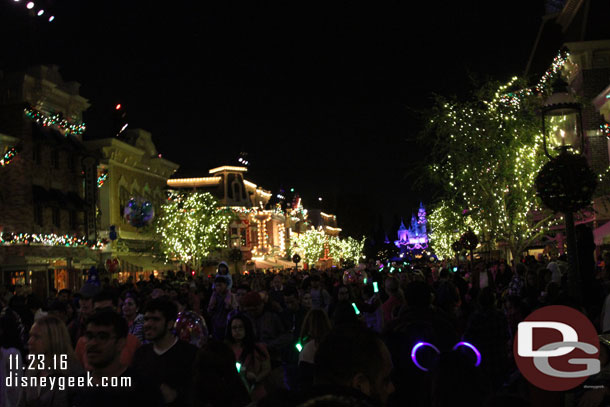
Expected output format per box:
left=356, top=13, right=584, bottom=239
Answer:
left=411, top=341, right=482, bottom=372
left=453, top=341, right=482, bottom=367
left=411, top=342, right=440, bottom=372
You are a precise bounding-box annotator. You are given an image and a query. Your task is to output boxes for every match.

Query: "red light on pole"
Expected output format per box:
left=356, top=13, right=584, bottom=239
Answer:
left=115, top=104, right=122, bottom=110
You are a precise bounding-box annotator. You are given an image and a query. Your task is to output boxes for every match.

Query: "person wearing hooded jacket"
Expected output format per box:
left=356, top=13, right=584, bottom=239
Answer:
left=215, top=261, right=233, bottom=291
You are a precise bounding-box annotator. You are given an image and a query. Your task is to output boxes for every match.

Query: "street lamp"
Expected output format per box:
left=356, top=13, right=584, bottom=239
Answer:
left=535, top=78, right=597, bottom=303
left=540, top=78, right=584, bottom=157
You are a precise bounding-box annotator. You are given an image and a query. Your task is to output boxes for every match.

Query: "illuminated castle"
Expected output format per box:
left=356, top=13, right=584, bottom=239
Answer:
left=394, top=203, right=428, bottom=251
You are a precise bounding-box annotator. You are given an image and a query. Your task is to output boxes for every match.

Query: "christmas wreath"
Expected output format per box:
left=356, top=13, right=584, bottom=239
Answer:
left=535, top=152, right=596, bottom=213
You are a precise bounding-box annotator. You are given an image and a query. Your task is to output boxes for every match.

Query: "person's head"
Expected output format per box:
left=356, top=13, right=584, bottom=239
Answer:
left=362, top=284, right=374, bottom=300
left=27, top=315, right=75, bottom=360
left=226, top=313, right=255, bottom=345
left=121, top=294, right=139, bottom=318
left=315, top=325, right=395, bottom=405
left=47, top=300, right=70, bottom=323
left=272, top=274, right=283, bottom=290
left=143, top=298, right=178, bottom=342
left=525, top=270, right=538, bottom=288
left=302, top=292, right=313, bottom=309
left=477, top=287, right=495, bottom=310
left=84, top=310, right=127, bottom=369
left=430, top=351, right=490, bottom=407
left=405, top=281, right=431, bottom=309
left=174, top=295, right=189, bottom=313
left=515, top=263, right=527, bottom=277
left=283, top=287, right=300, bottom=312
left=58, top=289, right=71, bottom=303
left=235, top=284, right=250, bottom=306
left=214, top=276, right=228, bottom=294
left=310, top=274, right=321, bottom=289
left=79, top=297, right=94, bottom=318
left=93, top=290, right=119, bottom=312
left=337, top=286, right=350, bottom=302
left=151, top=288, right=164, bottom=299
left=193, top=340, right=249, bottom=406
left=300, top=309, right=332, bottom=343
left=385, top=277, right=399, bottom=296
left=218, top=262, right=229, bottom=275
left=240, top=291, right=264, bottom=318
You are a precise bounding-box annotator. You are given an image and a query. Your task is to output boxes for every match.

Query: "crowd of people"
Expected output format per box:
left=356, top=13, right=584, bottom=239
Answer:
left=0, top=254, right=609, bottom=407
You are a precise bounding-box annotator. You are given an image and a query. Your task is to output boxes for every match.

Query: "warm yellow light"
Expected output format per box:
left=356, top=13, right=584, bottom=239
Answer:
left=209, top=166, right=248, bottom=174
left=167, top=177, right=221, bottom=187
left=325, top=226, right=342, bottom=232
left=320, top=212, right=336, bottom=219
left=244, top=180, right=257, bottom=189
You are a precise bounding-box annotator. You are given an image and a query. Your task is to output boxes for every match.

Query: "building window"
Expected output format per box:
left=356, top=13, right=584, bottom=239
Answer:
left=33, top=145, right=41, bottom=164
left=240, top=228, right=248, bottom=246
left=51, top=150, right=59, bottom=169
left=67, top=155, right=75, bottom=172
left=53, top=208, right=60, bottom=228
left=69, top=210, right=77, bottom=229
left=34, top=205, right=43, bottom=226
left=119, top=187, right=129, bottom=223
left=251, top=227, right=258, bottom=247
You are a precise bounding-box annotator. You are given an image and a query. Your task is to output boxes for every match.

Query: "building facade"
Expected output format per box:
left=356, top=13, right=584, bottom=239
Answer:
left=525, top=1, right=610, bottom=256
left=85, top=129, right=179, bottom=282
left=0, top=65, right=102, bottom=298
left=167, top=166, right=340, bottom=271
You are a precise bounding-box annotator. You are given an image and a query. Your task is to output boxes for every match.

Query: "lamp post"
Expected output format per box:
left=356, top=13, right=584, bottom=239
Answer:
left=535, top=78, right=596, bottom=304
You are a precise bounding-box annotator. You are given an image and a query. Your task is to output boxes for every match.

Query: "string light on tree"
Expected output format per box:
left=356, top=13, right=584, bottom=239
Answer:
left=154, top=191, right=233, bottom=268
left=426, top=76, right=559, bottom=260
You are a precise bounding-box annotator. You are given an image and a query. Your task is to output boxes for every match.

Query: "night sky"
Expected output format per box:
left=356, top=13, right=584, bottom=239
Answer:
left=1, top=0, right=546, bottom=238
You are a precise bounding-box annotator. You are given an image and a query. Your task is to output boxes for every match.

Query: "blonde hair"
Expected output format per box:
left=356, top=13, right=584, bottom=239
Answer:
left=33, top=315, right=76, bottom=362
left=300, top=309, right=332, bottom=344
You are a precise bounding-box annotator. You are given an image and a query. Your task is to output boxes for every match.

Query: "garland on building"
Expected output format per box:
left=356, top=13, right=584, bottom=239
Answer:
left=0, top=147, right=18, bottom=167
left=0, top=232, right=106, bottom=249
left=24, top=106, right=86, bottom=136
left=97, top=169, right=109, bottom=188
left=496, top=49, right=571, bottom=109
left=601, top=123, right=610, bottom=138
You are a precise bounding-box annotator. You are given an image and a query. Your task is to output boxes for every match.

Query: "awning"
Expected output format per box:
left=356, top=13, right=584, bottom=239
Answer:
left=117, top=255, right=174, bottom=272
left=594, top=220, right=610, bottom=245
